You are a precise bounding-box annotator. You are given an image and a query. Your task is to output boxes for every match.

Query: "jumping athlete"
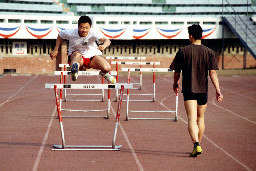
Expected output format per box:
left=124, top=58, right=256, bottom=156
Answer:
left=50, top=16, right=116, bottom=84
left=170, top=24, right=223, bottom=157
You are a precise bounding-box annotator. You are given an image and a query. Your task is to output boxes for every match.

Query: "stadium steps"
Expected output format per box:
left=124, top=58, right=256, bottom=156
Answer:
left=223, top=16, right=256, bottom=60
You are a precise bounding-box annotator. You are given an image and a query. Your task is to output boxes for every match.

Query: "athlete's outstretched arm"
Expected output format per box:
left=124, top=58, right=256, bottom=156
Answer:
left=98, top=37, right=111, bottom=51
left=50, top=35, right=63, bottom=60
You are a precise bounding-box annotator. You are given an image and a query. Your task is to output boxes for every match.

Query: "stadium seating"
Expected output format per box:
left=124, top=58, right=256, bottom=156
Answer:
left=64, top=0, right=255, bottom=16
left=0, top=0, right=254, bottom=16
left=67, top=0, right=152, bottom=4
left=8, top=0, right=53, bottom=4
left=0, top=1, right=69, bottom=16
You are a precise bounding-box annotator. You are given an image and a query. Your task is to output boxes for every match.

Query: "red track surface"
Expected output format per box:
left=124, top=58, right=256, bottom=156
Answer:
left=0, top=74, right=255, bottom=171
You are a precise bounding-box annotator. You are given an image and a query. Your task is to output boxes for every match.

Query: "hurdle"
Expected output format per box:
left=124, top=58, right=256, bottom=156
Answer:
left=108, top=57, right=146, bottom=90
left=112, top=61, right=160, bottom=101
left=47, top=83, right=130, bottom=151
left=57, top=64, right=117, bottom=102
left=55, top=79, right=111, bottom=119
left=124, top=68, right=179, bottom=121
left=120, top=67, right=156, bottom=102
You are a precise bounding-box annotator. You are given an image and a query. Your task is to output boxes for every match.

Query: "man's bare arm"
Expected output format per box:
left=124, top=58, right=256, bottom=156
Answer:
left=49, top=35, right=63, bottom=60
left=98, top=37, right=111, bottom=51
left=209, top=70, right=223, bottom=102
left=173, top=72, right=180, bottom=93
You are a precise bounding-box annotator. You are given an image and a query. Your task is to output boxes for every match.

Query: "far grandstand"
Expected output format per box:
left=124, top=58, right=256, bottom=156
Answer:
left=0, top=0, right=255, bottom=74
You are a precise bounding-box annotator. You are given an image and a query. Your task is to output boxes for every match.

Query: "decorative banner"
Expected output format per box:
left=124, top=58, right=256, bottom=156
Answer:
left=0, top=26, right=21, bottom=38
left=133, top=28, right=151, bottom=39
left=12, top=42, right=27, bottom=55
left=202, top=27, right=216, bottom=39
left=99, top=27, right=127, bottom=39
left=56, top=26, right=66, bottom=33
left=156, top=27, right=183, bottom=39
left=25, top=26, right=53, bottom=39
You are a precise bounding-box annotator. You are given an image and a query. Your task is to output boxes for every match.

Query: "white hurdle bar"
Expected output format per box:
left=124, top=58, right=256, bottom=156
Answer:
left=58, top=64, right=117, bottom=102
left=124, top=69, right=178, bottom=121
left=122, top=68, right=155, bottom=102
left=112, top=61, right=160, bottom=101
left=46, top=83, right=132, bottom=119
left=111, top=61, right=160, bottom=65
left=45, top=83, right=133, bottom=89
left=119, top=66, right=170, bottom=102
left=56, top=70, right=118, bottom=102
left=106, top=56, right=146, bottom=60
left=51, top=84, right=127, bottom=151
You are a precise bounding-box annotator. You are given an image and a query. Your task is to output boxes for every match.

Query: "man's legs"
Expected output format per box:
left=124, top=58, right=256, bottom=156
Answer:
left=184, top=100, right=204, bottom=157
left=197, top=104, right=207, bottom=143
left=89, top=55, right=111, bottom=73
left=89, top=55, right=116, bottom=84
left=70, top=51, right=83, bottom=81
left=184, top=100, right=199, bottom=143
left=70, top=51, right=83, bottom=67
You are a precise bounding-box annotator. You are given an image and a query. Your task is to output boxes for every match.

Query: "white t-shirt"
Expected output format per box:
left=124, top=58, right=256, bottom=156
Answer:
left=59, top=28, right=103, bottom=58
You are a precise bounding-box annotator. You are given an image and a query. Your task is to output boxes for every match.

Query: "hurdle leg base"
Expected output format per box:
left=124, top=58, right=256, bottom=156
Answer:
left=127, top=117, right=178, bottom=120
left=52, top=145, right=121, bottom=151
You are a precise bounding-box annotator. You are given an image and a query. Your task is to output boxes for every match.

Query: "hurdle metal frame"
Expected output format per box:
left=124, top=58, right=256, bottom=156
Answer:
left=112, top=61, right=160, bottom=101
left=46, top=83, right=130, bottom=151
left=58, top=64, right=117, bottom=102
left=108, top=57, right=146, bottom=99
left=60, top=73, right=114, bottom=119
left=123, top=68, right=179, bottom=121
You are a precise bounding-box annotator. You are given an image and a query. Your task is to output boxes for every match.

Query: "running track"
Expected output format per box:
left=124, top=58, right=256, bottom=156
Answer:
left=0, top=74, right=255, bottom=171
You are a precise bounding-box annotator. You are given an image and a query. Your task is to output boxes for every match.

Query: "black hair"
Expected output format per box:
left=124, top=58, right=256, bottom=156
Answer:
left=188, top=24, right=203, bottom=40
left=78, top=16, right=92, bottom=26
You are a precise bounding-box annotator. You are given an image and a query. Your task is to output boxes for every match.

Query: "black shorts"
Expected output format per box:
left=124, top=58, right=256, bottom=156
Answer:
left=183, top=93, right=208, bottom=105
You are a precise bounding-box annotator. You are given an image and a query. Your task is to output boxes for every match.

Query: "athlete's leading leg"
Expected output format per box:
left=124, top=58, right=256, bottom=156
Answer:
left=197, top=104, right=207, bottom=143
left=70, top=51, right=83, bottom=81
left=184, top=100, right=199, bottom=143
left=89, top=55, right=116, bottom=84
left=184, top=100, right=203, bottom=157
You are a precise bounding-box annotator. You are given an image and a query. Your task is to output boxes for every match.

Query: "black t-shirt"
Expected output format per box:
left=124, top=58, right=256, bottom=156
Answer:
left=170, top=44, right=219, bottom=94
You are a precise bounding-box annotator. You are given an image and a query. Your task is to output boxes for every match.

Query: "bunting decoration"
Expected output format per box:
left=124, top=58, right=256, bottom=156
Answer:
left=133, top=28, right=151, bottom=39
left=202, top=27, right=216, bottom=39
left=156, top=27, right=183, bottom=39
left=99, top=27, right=127, bottom=39
left=0, top=26, right=21, bottom=38
left=25, top=26, right=53, bottom=39
left=56, top=26, right=66, bottom=33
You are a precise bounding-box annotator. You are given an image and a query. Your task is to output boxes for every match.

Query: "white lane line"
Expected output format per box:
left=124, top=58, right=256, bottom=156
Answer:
left=32, top=106, right=56, bottom=171
left=101, top=73, right=144, bottom=171
left=203, top=135, right=252, bottom=171
left=158, top=74, right=256, bottom=124
left=109, top=104, right=144, bottom=171
left=210, top=98, right=256, bottom=124
left=0, top=74, right=6, bottom=79
left=155, top=76, right=253, bottom=171
left=0, top=75, right=38, bottom=108
left=223, top=88, right=256, bottom=102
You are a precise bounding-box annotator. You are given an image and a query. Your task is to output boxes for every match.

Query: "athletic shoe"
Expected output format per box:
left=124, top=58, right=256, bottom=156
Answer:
left=190, top=145, right=203, bottom=157
left=100, top=71, right=116, bottom=84
left=71, top=63, right=79, bottom=81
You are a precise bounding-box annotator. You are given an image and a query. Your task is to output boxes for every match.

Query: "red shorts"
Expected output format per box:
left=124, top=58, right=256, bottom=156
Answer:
left=68, top=52, right=94, bottom=69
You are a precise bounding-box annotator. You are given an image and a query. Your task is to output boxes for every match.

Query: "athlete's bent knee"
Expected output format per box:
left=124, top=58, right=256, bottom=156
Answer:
left=102, top=65, right=111, bottom=73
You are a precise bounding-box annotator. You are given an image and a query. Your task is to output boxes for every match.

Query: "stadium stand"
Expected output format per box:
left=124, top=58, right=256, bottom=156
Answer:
left=63, top=0, right=255, bottom=16
left=0, top=0, right=70, bottom=16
